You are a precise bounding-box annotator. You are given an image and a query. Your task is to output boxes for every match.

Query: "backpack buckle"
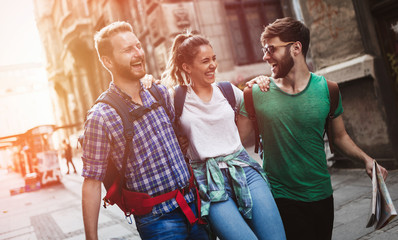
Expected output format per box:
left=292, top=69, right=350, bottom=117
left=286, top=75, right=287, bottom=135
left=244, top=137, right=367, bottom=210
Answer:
left=180, top=184, right=191, bottom=195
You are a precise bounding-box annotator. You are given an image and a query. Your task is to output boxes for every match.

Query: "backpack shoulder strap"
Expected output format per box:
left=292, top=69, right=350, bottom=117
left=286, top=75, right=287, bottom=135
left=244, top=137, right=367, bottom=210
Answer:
left=327, top=80, right=339, bottom=119
left=216, top=81, right=236, bottom=110
left=147, top=84, right=171, bottom=119
left=173, top=85, right=188, bottom=137
left=96, top=90, right=134, bottom=140
left=325, top=80, right=340, bottom=153
left=95, top=90, right=133, bottom=187
left=243, top=86, right=261, bottom=154
left=174, top=85, right=188, bottom=121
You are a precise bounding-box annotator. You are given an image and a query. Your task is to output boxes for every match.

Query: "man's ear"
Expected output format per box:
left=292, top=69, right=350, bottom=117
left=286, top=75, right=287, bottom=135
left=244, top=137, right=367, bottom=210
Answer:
left=292, top=42, right=302, bottom=56
left=182, top=63, right=191, bottom=74
left=101, top=56, right=113, bottom=70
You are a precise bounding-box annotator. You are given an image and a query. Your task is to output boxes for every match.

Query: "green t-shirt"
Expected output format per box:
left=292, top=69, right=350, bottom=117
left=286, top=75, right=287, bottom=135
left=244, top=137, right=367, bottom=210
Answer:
left=240, top=73, right=343, bottom=202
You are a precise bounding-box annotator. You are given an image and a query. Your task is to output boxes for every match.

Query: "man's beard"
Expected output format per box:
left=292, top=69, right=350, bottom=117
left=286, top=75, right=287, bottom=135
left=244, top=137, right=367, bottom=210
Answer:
left=273, top=48, right=294, bottom=79
left=114, top=60, right=146, bottom=81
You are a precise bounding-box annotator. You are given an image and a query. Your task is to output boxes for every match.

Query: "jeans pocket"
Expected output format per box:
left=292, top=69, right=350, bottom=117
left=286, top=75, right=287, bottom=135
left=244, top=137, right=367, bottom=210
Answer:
left=134, top=212, right=164, bottom=228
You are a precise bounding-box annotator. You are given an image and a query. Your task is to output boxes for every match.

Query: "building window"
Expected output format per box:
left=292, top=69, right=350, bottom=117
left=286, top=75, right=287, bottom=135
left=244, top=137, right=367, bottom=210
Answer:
left=224, top=0, right=283, bottom=65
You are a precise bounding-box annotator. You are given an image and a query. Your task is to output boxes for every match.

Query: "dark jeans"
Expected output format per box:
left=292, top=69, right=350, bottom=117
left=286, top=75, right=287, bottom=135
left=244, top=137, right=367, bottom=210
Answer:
left=134, top=202, right=209, bottom=240
left=275, top=195, right=334, bottom=240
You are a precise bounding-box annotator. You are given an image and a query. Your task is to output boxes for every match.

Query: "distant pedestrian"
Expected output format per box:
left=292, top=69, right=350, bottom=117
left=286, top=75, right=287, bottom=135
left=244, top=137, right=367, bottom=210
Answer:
left=62, top=139, right=77, bottom=174
left=242, top=17, right=389, bottom=240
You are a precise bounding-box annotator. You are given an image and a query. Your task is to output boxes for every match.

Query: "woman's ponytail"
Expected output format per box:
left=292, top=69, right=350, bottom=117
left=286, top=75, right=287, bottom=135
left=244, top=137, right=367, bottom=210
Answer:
left=162, top=31, right=210, bottom=88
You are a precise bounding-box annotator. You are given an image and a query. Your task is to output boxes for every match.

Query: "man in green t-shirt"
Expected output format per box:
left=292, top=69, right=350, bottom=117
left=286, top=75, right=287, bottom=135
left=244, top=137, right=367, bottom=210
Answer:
left=238, top=17, right=388, bottom=240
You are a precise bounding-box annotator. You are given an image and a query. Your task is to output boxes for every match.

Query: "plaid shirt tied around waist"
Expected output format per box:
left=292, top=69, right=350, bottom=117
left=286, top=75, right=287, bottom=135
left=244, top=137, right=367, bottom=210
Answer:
left=190, top=147, right=269, bottom=219
left=81, top=82, right=194, bottom=215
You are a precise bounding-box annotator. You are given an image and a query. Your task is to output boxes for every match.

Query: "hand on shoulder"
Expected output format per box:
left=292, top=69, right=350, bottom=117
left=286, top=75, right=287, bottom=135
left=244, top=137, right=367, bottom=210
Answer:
left=245, top=75, right=271, bottom=92
left=141, top=74, right=161, bottom=89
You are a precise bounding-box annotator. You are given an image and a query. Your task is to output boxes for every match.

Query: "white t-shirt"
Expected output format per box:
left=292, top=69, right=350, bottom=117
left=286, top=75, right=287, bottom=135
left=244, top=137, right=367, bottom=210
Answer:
left=178, top=83, right=244, bottom=161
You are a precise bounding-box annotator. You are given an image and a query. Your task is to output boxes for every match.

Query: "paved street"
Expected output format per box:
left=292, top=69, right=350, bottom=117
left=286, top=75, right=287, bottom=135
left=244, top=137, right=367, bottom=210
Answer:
left=0, top=158, right=141, bottom=240
left=0, top=156, right=397, bottom=240
left=331, top=167, right=398, bottom=240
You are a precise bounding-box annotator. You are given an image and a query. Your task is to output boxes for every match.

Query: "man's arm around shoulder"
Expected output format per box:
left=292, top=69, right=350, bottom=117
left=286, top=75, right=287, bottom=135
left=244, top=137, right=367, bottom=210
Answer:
left=82, top=177, right=102, bottom=240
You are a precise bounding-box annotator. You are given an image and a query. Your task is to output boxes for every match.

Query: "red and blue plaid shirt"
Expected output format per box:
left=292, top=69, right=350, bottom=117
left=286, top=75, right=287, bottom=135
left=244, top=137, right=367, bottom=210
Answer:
left=81, top=82, right=194, bottom=214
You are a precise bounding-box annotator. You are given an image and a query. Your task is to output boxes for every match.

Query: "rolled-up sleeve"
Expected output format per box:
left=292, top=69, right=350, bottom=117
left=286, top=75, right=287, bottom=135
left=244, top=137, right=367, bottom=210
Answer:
left=81, top=107, right=111, bottom=181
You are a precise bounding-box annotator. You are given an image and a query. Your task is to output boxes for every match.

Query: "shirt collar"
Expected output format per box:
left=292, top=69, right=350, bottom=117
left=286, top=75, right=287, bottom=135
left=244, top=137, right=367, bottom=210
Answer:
left=109, top=81, right=145, bottom=103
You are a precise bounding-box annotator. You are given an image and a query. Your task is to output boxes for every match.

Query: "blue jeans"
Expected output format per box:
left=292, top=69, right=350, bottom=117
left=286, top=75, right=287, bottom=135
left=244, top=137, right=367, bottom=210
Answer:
left=208, top=167, right=286, bottom=240
left=134, top=201, right=209, bottom=240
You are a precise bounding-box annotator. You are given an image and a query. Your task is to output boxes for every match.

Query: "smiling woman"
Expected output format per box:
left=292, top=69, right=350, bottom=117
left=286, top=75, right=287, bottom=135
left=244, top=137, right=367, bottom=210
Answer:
left=182, top=44, right=217, bottom=100
left=160, top=32, right=286, bottom=240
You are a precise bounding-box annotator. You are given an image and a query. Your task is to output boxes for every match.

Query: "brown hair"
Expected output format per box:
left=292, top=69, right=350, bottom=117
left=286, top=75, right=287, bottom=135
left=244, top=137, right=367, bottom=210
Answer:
left=261, top=17, right=310, bottom=57
left=94, top=21, right=134, bottom=60
left=162, top=32, right=211, bottom=87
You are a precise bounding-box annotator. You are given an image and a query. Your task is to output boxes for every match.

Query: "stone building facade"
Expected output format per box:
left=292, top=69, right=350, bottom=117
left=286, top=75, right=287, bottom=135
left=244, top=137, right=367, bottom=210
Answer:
left=33, top=0, right=398, bottom=166
left=296, top=0, right=398, bottom=167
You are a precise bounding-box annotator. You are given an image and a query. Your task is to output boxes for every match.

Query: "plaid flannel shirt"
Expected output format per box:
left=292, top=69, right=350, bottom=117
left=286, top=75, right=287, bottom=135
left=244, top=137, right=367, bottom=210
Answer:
left=81, top=82, right=194, bottom=215
left=190, top=147, right=268, bottom=219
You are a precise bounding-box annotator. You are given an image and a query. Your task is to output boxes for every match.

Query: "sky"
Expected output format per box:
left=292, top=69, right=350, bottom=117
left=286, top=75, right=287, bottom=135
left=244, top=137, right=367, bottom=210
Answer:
left=0, top=0, right=53, bottom=138
left=0, top=0, right=45, bottom=66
